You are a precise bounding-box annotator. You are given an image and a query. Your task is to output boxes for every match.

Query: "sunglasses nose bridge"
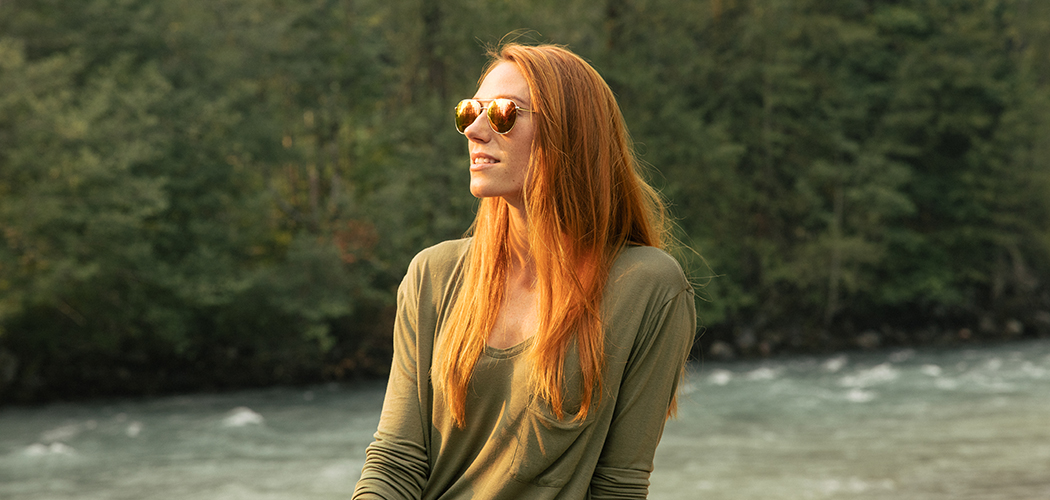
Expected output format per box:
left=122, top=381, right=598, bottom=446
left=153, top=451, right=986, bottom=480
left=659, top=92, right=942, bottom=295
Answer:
left=469, top=104, right=493, bottom=134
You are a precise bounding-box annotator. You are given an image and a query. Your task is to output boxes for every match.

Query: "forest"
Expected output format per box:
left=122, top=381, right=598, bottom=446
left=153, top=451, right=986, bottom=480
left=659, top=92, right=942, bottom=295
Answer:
left=2, top=0, right=1049, bottom=403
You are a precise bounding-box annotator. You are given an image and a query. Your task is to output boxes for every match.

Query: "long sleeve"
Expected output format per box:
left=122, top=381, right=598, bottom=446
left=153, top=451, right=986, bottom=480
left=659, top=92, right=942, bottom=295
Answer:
left=590, top=252, right=696, bottom=499
left=353, top=257, right=433, bottom=499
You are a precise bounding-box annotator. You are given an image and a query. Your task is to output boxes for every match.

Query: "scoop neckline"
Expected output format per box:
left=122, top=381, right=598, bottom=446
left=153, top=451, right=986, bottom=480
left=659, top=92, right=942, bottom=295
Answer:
left=484, top=336, right=534, bottom=359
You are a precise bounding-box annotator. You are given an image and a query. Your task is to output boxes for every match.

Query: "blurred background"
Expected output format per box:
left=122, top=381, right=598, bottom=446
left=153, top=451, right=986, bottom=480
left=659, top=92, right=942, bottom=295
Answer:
left=2, top=0, right=1050, bottom=498
left=1, top=0, right=1049, bottom=412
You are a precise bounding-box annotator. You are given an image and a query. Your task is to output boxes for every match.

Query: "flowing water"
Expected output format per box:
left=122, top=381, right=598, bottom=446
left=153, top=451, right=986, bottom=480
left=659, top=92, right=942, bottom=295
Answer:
left=2, top=339, right=1049, bottom=499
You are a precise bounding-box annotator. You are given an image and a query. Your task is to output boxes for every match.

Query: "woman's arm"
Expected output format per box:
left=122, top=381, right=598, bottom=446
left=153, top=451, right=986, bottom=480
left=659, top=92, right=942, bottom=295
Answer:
left=353, top=261, right=433, bottom=499
left=590, top=286, right=696, bottom=499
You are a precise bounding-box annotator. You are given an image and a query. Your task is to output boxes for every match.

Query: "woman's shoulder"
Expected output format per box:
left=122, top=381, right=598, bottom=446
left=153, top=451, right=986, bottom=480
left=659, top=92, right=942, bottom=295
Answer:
left=403, top=237, right=472, bottom=287
left=610, top=246, right=688, bottom=284
left=605, top=245, right=692, bottom=303
left=412, top=237, right=472, bottom=266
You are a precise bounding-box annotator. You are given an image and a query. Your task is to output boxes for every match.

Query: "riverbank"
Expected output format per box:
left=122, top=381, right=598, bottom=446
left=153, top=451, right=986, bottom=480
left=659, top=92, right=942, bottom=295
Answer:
left=3, top=326, right=1048, bottom=408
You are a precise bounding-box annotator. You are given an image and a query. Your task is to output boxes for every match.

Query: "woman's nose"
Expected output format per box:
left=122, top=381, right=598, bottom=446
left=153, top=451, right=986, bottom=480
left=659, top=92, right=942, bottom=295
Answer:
left=463, top=112, right=490, bottom=141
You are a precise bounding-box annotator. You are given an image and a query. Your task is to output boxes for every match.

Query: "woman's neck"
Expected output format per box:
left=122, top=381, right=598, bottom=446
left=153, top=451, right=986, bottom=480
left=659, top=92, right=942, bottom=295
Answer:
left=505, top=203, right=535, bottom=277
left=486, top=202, right=539, bottom=349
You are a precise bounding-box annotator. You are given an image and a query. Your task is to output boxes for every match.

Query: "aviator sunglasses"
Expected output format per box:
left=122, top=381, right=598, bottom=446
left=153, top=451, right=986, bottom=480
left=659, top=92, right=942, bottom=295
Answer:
left=454, top=98, right=532, bottom=134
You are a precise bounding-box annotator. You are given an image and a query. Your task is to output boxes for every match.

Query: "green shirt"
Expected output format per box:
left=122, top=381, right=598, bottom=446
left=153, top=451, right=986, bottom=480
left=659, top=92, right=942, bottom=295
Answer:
left=354, top=238, right=695, bottom=499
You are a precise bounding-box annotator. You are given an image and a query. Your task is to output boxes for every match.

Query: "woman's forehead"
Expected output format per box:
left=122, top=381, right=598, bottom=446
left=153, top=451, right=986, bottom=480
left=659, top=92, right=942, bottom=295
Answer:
left=475, top=62, right=530, bottom=105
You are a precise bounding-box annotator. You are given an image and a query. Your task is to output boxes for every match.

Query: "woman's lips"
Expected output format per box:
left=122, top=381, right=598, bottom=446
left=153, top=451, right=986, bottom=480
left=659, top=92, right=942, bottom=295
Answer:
left=470, top=153, right=500, bottom=170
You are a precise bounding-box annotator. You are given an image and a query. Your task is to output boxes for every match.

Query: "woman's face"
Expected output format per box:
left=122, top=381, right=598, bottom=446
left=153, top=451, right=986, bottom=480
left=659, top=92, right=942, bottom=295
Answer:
left=463, top=61, right=535, bottom=209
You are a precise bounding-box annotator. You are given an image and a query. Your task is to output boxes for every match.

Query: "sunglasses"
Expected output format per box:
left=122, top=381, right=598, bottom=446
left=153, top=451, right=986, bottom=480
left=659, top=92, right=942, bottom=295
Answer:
left=454, top=98, right=532, bottom=134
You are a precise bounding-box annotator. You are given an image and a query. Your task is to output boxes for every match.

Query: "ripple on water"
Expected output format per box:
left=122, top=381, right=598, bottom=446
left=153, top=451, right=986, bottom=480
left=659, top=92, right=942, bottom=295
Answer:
left=23, top=442, right=76, bottom=457
left=1021, top=361, right=1050, bottom=379
left=844, top=388, right=877, bottom=403
left=921, top=364, right=943, bottom=377
left=222, top=407, right=265, bottom=427
left=822, top=356, right=848, bottom=374
left=39, top=421, right=95, bottom=443
left=839, top=363, right=899, bottom=388
left=745, top=367, right=779, bottom=381
left=707, top=369, right=733, bottom=386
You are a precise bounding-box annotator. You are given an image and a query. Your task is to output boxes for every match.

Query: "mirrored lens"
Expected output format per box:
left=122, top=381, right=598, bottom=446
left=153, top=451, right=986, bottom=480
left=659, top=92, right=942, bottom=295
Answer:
left=455, top=100, right=482, bottom=133
left=487, top=99, right=517, bottom=134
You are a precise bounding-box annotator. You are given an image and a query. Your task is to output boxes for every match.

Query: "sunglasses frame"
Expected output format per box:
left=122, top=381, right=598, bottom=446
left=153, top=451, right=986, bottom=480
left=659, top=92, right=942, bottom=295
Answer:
left=455, top=98, right=532, bottom=135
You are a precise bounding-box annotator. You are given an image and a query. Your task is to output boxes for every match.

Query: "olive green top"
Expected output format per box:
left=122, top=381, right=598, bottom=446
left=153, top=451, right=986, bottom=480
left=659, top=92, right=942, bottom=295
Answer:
left=353, top=238, right=695, bottom=500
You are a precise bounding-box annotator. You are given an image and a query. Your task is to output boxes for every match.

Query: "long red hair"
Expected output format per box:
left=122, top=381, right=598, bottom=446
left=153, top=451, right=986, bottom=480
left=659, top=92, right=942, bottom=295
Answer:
left=434, top=43, right=670, bottom=427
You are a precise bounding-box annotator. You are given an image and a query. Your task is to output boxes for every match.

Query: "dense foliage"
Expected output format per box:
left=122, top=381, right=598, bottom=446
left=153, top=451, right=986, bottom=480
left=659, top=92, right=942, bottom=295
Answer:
left=2, top=0, right=1048, bottom=403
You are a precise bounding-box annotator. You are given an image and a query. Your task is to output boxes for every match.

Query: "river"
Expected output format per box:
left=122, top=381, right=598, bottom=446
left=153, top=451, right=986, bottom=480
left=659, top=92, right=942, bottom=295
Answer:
left=2, top=339, right=1049, bottom=499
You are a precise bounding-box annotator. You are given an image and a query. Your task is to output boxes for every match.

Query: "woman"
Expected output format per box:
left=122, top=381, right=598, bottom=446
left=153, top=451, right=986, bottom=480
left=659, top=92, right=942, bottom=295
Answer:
left=353, top=42, right=695, bottom=500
